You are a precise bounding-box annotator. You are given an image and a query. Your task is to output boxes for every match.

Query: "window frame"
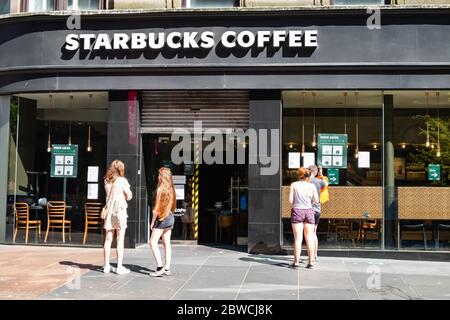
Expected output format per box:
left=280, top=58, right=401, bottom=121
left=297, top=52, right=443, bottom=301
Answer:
left=331, top=0, right=386, bottom=5
left=0, top=0, right=11, bottom=15
left=66, top=0, right=104, bottom=10
left=22, top=0, right=56, bottom=12
left=184, top=0, right=239, bottom=8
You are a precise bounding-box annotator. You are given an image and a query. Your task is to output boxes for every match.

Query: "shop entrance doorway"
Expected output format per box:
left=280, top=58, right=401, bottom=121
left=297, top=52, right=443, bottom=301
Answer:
left=142, top=134, right=248, bottom=245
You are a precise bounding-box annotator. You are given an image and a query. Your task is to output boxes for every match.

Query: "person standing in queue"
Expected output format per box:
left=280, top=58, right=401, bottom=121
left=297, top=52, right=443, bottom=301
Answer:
left=103, top=160, right=133, bottom=274
left=308, top=165, right=328, bottom=263
left=289, top=167, right=319, bottom=269
left=317, top=165, right=330, bottom=205
left=149, top=167, right=176, bottom=277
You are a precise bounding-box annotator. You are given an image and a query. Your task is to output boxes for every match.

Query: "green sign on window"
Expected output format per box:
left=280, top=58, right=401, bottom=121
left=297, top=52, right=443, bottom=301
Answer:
left=428, top=164, right=440, bottom=181
left=327, top=168, right=339, bottom=185
left=318, top=134, right=348, bottom=169
left=50, top=144, right=78, bottom=178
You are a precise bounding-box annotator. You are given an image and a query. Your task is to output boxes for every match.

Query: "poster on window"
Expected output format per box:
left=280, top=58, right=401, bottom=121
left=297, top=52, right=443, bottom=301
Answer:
left=303, top=152, right=315, bottom=168
left=358, top=151, right=371, bottom=168
left=288, top=152, right=301, bottom=169
left=87, top=166, right=99, bottom=182
left=87, top=183, right=98, bottom=200
left=175, top=185, right=185, bottom=200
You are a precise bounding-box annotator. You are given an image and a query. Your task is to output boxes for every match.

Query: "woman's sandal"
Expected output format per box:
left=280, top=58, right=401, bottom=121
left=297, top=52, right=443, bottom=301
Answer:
left=290, top=262, right=300, bottom=268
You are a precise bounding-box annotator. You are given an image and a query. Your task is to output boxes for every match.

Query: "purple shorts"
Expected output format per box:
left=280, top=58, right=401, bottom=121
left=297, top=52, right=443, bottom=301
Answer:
left=291, top=208, right=316, bottom=225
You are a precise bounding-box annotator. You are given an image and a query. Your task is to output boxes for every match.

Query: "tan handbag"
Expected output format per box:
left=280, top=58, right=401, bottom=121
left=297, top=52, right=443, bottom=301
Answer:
left=102, top=180, right=115, bottom=219
left=101, top=206, right=108, bottom=220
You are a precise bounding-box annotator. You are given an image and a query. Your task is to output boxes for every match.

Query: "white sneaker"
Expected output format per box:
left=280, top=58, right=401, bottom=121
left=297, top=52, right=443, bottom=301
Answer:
left=115, top=266, right=131, bottom=275
left=149, top=268, right=165, bottom=277
left=103, top=264, right=111, bottom=274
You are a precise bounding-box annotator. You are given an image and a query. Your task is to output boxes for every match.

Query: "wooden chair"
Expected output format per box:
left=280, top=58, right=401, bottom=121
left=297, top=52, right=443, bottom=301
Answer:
left=360, top=219, right=380, bottom=242
left=13, top=202, right=41, bottom=244
left=45, top=201, right=71, bottom=243
left=83, top=203, right=103, bottom=245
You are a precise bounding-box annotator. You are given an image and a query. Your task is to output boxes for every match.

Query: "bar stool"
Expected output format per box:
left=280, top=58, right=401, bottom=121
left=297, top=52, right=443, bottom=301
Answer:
left=435, top=222, right=450, bottom=249
left=399, top=221, right=427, bottom=250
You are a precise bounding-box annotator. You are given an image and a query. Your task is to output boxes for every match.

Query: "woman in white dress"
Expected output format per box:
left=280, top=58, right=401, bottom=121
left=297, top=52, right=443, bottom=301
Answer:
left=103, top=160, right=133, bottom=274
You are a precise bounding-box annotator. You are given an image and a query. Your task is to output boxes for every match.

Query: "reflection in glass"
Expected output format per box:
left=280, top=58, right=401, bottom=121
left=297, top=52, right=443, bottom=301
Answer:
left=0, top=0, right=10, bottom=14
left=27, top=0, right=55, bottom=12
left=393, top=91, right=450, bottom=250
left=68, top=0, right=99, bottom=10
left=186, top=0, right=236, bottom=8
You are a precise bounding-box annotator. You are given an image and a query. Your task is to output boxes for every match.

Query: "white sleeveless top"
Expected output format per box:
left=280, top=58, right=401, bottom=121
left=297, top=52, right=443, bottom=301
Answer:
left=290, top=181, right=318, bottom=210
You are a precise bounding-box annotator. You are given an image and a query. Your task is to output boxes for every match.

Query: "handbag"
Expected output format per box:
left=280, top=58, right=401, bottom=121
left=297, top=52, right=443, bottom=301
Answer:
left=101, top=206, right=108, bottom=220
left=101, top=180, right=116, bottom=219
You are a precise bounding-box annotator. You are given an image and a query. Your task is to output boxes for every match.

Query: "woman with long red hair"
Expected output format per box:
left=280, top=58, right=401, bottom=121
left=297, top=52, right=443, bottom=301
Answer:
left=149, top=167, right=176, bottom=277
left=103, top=160, right=132, bottom=274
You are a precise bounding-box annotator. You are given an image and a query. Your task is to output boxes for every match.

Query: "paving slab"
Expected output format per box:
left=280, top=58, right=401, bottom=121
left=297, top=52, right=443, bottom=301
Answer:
left=2, top=244, right=450, bottom=300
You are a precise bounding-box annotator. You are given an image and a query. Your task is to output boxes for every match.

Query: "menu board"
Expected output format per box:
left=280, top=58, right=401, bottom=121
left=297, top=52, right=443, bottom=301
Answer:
left=317, top=134, right=348, bottom=169
left=50, top=144, right=78, bottom=178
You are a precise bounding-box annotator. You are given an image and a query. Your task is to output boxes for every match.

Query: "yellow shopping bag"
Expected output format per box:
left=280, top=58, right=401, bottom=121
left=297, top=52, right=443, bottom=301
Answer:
left=320, top=176, right=330, bottom=204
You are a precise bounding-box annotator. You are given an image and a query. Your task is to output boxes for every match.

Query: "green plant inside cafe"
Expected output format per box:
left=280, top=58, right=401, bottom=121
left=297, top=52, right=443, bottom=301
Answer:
left=409, top=115, right=449, bottom=186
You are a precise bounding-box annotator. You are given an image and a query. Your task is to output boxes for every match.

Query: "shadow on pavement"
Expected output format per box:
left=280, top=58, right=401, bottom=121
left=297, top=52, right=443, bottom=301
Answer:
left=239, top=255, right=298, bottom=269
left=202, top=244, right=247, bottom=253
left=59, top=260, right=103, bottom=272
left=59, top=261, right=155, bottom=275
left=123, top=264, right=153, bottom=275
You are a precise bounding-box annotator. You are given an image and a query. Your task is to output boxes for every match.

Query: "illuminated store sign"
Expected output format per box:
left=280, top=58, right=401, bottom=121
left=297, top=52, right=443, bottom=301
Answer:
left=64, top=30, right=318, bottom=51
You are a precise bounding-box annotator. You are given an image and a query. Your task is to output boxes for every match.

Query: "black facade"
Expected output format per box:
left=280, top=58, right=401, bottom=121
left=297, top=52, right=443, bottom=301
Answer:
left=2, top=8, right=450, bottom=252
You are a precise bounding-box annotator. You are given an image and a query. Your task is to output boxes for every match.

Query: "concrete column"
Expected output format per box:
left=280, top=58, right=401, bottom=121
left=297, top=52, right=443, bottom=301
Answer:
left=10, top=0, right=19, bottom=13
left=0, top=96, right=11, bottom=242
left=107, top=91, right=147, bottom=248
left=383, top=94, right=397, bottom=249
left=248, top=90, right=282, bottom=254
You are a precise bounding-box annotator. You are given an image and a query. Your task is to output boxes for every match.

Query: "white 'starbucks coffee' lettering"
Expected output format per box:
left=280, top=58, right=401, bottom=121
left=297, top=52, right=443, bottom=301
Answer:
left=64, top=30, right=318, bottom=51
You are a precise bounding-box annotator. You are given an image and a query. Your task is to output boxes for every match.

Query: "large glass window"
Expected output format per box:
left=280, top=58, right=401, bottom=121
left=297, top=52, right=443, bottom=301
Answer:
left=184, top=0, right=237, bottom=8
left=27, top=0, right=55, bottom=12
left=333, top=0, right=384, bottom=5
left=390, top=91, right=450, bottom=250
left=6, top=92, right=108, bottom=246
left=0, top=0, right=10, bottom=14
left=282, top=91, right=383, bottom=249
left=68, top=0, right=100, bottom=10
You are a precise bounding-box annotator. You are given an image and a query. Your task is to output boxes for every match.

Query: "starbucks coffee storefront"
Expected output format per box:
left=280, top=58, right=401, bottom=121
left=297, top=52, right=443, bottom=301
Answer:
left=1, top=7, right=450, bottom=254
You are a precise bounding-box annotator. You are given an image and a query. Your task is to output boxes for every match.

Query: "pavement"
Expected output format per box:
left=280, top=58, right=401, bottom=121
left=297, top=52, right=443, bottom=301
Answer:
left=1, top=244, right=450, bottom=300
